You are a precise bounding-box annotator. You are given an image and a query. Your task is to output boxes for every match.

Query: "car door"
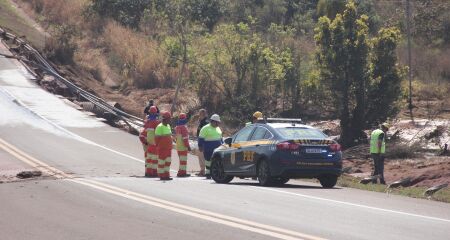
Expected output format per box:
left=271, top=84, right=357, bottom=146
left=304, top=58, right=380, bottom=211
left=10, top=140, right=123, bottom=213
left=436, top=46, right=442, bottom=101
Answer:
left=226, top=126, right=255, bottom=173
left=244, top=126, right=273, bottom=174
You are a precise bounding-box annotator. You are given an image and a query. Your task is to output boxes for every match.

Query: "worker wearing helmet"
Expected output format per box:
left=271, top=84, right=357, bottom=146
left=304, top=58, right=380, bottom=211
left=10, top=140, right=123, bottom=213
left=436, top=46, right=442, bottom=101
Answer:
left=175, top=113, right=191, bottom=177
left=246, top=111, right=263, bottom=126
left=139, top=119, right=150, bottom=175
left=155, top=111, right=173, bottom=181
left=369, top=123, right=389, bottom=185
left=145, top=106, right=160, bottom=177
left=198, top=114, right=223, bottom=179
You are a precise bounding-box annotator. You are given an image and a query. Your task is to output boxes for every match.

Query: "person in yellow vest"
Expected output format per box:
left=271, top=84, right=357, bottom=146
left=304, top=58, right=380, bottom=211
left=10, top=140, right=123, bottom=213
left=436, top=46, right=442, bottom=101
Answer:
left=155, top=111, right=173, bottom=181
left=246, top=111, right=263, bottom=126
left=198, top=114, right=223, bottom=179
left=370, top=123, right=389, bottom=185
left=175, top=113, right=191, bottom=177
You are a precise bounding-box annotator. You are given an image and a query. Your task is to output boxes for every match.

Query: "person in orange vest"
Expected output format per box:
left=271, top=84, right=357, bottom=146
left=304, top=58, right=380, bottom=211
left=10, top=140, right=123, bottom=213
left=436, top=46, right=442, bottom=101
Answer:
left=155, top=111, right=173, bottom=181
left=139, top=118, right=150, bottom=175
left=139, top=106, right=160, bottom=177
left=175, top=113, right=191, bottom=177
left=146, top=106, right=160, bottom=177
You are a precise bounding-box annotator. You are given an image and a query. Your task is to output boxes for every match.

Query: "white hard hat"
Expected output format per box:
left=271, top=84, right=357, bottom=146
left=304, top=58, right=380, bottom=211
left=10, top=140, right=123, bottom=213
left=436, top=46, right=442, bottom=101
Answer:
left=210, top=114, right=221, bottom=123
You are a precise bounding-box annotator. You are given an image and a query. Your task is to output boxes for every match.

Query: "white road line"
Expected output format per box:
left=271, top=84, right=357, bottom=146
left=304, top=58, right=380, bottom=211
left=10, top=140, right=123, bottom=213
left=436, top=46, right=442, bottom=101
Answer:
left=0, top=136, right=324, bottom=240
left=1, top=87, right=180, bottom=173
left=252, top=187, right=450, bottom=223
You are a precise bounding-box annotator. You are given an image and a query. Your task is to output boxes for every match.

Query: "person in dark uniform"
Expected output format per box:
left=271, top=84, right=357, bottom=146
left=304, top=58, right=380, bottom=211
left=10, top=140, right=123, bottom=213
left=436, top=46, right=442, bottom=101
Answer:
left=143, top=99, right=159, bottom=120
left=195, top=109, right=208, bottom=176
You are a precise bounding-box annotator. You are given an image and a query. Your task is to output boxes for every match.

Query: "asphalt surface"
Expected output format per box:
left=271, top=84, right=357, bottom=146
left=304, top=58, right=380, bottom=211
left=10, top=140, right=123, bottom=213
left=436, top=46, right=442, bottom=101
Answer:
left=1, top=42, right=450, bottom=240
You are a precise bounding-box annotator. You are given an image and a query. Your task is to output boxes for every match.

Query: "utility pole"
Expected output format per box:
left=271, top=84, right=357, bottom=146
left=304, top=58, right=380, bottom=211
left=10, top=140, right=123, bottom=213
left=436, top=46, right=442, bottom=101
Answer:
left=406, top=0, right=414, bottom=121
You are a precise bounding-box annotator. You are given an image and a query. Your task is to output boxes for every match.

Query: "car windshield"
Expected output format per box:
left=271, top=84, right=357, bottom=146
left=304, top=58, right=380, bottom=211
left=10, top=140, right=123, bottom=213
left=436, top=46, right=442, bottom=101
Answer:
left=276, top=127, right=327, bottom=139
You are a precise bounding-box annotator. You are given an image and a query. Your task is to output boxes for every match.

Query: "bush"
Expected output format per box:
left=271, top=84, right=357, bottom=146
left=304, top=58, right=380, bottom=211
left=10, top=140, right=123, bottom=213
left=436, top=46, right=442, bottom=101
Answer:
left=386, top=142, right=423, bottom=159
left=44, top=24, right=78, bottom=64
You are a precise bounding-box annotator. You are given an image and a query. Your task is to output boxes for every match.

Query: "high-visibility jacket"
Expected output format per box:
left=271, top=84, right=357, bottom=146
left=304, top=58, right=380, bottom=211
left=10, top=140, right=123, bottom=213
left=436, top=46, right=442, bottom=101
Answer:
left=370, top=129, right=385, bottom=154
left=175, top=125, right=190, bottom=151
left=155, top=123, right=172, bottom=150
left=139, top=119, right=153, bottom=145
left=198, top=123, right=223, bottom=152
left=146, top=119, right=160, bottom=145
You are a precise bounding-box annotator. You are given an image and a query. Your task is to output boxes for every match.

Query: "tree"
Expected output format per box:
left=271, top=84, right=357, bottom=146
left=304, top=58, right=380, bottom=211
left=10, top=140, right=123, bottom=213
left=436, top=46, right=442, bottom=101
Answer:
left=315, top=1, right=402, bottom=147
left=366, top=28, right=402, bottom=125
left=90, top=0, right=151, bottom=28
left=315, top=1, right=370, bottom=147
left=191, top=22, right=293, bottom=124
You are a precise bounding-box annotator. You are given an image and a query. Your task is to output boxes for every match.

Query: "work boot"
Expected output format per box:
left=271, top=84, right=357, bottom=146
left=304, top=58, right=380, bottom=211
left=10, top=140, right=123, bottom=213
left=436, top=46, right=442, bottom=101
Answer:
left=160, top=177, right=173, bottom=181
left=205, top=174, right=211, bottom=179
left=177, top=173, right=191, bottom=178
left=196, top=171, right=205, bottom=177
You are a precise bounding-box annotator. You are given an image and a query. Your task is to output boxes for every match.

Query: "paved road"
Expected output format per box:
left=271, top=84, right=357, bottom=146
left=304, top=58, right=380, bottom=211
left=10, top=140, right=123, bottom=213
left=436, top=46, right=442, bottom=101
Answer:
left=1, top=42, right=450, bottom=240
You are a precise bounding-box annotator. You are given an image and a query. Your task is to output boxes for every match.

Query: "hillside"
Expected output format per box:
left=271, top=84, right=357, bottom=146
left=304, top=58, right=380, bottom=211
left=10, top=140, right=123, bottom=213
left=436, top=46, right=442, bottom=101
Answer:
left=1, top=0, right=450, bottom=196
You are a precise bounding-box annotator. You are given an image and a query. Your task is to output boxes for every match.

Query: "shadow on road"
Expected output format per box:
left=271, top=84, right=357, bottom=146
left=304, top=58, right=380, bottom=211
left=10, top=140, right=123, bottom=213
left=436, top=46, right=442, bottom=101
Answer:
left=228, top=181, right=341, bottom=190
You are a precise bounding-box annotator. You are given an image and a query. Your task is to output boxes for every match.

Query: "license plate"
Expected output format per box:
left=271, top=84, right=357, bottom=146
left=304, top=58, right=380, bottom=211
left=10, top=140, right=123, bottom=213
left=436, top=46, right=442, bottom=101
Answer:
left=305, top=148, right=323, bottom=154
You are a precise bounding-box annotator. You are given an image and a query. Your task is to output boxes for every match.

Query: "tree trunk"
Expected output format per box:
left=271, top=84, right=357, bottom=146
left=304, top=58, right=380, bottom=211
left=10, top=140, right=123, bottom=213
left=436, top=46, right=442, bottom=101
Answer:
left=170, top=34, right=187, bottom=115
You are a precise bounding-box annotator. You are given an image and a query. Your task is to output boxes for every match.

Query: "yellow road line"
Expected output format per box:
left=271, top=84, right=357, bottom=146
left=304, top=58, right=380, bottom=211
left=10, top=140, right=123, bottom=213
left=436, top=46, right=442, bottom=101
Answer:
left=0, top=137, right=70, bottom=179
left=0, top=137, right=326, bottom=240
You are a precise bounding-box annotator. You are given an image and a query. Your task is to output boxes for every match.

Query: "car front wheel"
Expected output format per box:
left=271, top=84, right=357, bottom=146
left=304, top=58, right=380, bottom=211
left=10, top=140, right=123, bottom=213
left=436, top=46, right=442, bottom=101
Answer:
left=318, top=174, right=338, bottom=188
left=211, top=157, right=234, bottom=184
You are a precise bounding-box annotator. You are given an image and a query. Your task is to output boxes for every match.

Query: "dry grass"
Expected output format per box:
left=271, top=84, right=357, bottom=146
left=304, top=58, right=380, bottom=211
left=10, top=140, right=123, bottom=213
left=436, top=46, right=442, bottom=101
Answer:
left=337, top=175, right=450, bottom=203
left=23, top=0, right=87, bottom=26
left=103, top=22, right=177, bottom=89
left=412, top=81, right=450, bottom=101
left=18, top=0, right=179, bottom=90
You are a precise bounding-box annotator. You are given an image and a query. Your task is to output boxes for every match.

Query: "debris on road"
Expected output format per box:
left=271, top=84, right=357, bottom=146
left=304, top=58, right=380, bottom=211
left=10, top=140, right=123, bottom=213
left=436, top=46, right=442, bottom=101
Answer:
left=388, top=177, right=412, bottom=189
left=424, top=183, right=448, bottom=197
left=359, top=175, right=379, bottom=184
left=16, top=171, right=42, bottom=179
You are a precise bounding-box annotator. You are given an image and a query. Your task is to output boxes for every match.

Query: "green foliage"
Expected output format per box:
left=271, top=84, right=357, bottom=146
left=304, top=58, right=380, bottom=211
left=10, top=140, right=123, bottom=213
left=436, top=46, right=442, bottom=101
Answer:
left=315, top=1, right=401, bottom=147
left=190, top=22, right=297, bottom=123
left=45, top=24, right=78, bottom=64
left=89, top=0, right=152, bottom=28
left=366, top=27, right=402, bottom=125
left=413, top=0, right=450, bottom=45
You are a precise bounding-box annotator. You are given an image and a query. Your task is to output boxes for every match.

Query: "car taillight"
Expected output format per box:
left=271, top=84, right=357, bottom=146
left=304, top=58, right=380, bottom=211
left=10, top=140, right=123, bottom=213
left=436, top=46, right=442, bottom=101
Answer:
left=329, top=143, right=341, bottom=152
left=276, top=142, right=300, bottom=151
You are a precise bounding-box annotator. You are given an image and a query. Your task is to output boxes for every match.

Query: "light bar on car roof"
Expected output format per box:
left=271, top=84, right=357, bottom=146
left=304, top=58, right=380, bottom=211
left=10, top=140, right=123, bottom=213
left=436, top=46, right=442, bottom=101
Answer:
left=258, top=118, right=303, bottom=123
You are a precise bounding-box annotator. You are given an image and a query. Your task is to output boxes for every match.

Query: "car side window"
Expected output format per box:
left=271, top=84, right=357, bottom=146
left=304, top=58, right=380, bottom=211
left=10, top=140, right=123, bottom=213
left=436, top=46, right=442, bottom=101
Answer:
left=263, top=130, right=273, bottom=139
left=250, top=127, right=268, bottom=141
left=234, top=126, right=255, bottom=143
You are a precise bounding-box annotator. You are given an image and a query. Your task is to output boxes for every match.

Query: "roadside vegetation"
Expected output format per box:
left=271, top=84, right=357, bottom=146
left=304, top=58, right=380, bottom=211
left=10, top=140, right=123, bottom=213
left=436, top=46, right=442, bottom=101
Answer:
left=337, top=175, right=450, bottom=203
left=1, top=0, right=449, bottom=200
left=10, top=0, right=449, bottom=147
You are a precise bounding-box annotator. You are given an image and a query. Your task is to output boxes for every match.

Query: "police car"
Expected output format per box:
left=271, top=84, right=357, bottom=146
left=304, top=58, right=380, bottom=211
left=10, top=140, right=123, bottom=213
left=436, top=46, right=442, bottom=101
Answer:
left=210, top=118, right=342, bottom=188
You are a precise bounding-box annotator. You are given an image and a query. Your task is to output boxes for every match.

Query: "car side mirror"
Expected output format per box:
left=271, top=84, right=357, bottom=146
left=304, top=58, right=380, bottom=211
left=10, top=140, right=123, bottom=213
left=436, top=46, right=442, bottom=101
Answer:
left=224, top=137, right=232, bottom=146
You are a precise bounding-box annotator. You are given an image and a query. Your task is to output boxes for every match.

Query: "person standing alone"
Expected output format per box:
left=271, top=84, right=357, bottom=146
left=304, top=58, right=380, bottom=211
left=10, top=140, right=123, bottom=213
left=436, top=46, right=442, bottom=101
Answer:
left=370, top=123, right=389, bottom=185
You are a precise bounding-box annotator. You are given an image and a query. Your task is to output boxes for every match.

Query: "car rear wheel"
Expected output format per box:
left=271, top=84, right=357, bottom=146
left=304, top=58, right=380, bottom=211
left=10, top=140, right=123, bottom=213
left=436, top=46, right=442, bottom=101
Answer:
left=211, top=157, right=234, bottom=184
left=273, top=177, right=290, bottom=185
left=257, top=159, right=273, bottom=186
left=318, top=174, right=338, bottom=188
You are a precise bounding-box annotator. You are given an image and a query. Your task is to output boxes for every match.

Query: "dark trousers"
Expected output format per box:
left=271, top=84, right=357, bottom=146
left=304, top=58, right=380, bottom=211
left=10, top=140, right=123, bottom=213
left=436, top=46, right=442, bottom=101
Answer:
left=371, top=154, right=385, bottom=184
